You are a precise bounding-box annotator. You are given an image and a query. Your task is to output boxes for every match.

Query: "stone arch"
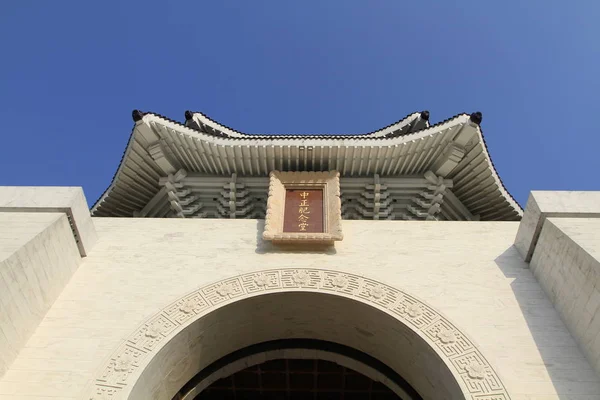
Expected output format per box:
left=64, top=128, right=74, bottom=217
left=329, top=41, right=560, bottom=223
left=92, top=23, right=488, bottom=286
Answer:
left=85, top=268, right=509, bottom=399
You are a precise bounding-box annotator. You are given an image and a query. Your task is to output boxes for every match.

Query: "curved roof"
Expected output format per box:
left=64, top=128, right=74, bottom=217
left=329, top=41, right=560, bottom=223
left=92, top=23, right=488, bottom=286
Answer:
left=92, top=110, right=522, bottom=220
left=184, top=110, right=430, bottom=139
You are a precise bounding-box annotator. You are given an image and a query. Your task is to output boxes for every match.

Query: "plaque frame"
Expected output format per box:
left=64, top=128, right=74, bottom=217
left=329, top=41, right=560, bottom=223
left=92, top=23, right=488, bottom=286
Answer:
left=263, top=171, right=343, bottom=243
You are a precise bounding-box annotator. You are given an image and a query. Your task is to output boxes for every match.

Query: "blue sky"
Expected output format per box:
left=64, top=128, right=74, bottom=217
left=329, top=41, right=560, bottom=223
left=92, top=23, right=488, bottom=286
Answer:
left=1, top=1, right=598, bottom=208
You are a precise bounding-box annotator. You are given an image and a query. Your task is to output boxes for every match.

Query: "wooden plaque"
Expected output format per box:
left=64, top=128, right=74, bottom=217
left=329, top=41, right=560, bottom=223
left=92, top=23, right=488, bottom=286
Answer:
left=263, top=171, right=343, bottom=244
left=283, top=189, right=324, bottom=233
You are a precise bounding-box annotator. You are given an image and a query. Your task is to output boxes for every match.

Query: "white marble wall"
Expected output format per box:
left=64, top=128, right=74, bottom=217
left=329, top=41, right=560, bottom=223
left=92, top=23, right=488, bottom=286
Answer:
left=530, top=217, right=600, bottom=377
left=0, top=186, right=98, bottom=257
left=0, top=188, right=599, bottom=399
left=0, top=212, right=81, bottom=378
left=0, top=215, right=598, bottom=399
left=515, top=191, right=600, bottom=261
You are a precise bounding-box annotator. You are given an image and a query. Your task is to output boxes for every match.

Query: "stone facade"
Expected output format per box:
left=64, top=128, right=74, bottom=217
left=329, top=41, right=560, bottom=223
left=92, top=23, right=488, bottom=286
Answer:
left=0, top=188, right=599, bottom=399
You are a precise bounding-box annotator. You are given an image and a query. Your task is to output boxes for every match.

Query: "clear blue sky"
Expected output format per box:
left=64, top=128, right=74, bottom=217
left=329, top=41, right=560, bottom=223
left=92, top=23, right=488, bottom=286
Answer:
left=1, top=1, right=599, bottom=207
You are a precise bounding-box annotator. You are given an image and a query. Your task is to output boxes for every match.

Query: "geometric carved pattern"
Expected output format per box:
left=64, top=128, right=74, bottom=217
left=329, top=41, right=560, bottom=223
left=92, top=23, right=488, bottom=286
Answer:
left=85, top=268, right=510, bottom=400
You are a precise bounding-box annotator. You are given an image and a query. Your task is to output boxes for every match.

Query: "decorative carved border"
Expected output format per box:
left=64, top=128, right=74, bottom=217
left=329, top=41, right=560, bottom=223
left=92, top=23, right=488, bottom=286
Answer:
left=263, top=171, right=343, bottom=243
left=85, top=268, right=510, bottom=400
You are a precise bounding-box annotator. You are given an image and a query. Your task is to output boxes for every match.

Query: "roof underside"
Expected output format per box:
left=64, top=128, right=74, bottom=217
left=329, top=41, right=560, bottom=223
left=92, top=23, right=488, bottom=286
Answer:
left=92, top=110, right=522, bottom=221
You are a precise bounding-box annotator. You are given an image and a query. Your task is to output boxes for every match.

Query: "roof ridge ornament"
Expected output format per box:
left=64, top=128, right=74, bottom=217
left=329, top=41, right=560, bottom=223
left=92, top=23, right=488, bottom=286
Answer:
left=469, top=111, right=483, bottom=125
left=132, top=109, right=145, bottom=122
left=420, top=111, right=430, bottom=121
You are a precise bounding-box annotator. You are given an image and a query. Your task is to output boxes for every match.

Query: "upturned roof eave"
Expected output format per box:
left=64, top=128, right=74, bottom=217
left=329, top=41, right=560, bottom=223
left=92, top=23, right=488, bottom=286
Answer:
left=189, top=110, right=424, bottom=138
left=92, top=111, right=464, bottom=213
left=150, top=111, right=467, bottom=144
left=91, top=124, right=138, bottom=214
left=474, top=126, right=522, bottom=218
left=91, top=111, right=523, bottom=219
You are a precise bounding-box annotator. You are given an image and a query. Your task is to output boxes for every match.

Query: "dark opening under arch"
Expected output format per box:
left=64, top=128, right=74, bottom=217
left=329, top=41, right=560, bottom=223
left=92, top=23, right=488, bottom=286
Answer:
left=174, top=339, right=422, bottom=399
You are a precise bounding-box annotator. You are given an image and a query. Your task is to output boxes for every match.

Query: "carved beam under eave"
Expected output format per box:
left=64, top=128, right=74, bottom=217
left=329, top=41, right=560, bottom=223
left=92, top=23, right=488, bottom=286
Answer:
left=430, top=115, right=481, bottom=177
left=133, top=187, right=168, bottom=217
left=215, top=173, right=259, bottom=219
left=157, top=169, right=201, bottom=218
left=405, top=171, right=450, bottom=220
left=226, top=173, right=237, bottom=218
left=431, top=143, right=466, bottom=177
left=132, top=114, right=180, bottom=176
left=132, top=111, right=160, bottom=145
left=373, top=174, right=381, bottom=220
left=148, top=141, right=177, bottom=175
left=442, top=189, right=476, bottom=221
left=133, top=169, right=189, bottom=218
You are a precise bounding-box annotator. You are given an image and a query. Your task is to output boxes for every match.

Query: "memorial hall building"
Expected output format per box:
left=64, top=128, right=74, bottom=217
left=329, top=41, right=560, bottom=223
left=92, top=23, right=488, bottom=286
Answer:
left=0, top=109, right=599, bottom=399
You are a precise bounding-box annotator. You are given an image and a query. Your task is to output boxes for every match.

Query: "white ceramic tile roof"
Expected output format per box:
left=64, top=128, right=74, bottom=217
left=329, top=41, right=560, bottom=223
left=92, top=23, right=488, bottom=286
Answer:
left=92, top=110, right=522, bottom=221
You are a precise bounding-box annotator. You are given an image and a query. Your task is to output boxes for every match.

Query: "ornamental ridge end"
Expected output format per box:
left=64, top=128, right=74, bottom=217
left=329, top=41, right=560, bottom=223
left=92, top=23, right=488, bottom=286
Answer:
left=469, top=112, right=483, bottom=125
left=132, top=110, right=145, bottom=122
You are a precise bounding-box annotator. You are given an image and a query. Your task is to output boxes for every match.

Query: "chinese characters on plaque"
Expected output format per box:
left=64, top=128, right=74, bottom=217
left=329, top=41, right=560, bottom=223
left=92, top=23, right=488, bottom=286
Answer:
left=283, top=189, right=324, bottom=233
left=263, top=171, right=342, bottom=243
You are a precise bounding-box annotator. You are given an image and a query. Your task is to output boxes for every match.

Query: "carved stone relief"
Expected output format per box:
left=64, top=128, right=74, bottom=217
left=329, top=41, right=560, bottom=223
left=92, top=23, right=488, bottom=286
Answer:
left=85, top=268, right=510, bottom=400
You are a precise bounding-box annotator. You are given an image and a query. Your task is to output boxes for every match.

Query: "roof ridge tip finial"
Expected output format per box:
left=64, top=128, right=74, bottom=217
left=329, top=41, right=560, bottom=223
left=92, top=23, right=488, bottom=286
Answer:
left=469, top=111, right=483, bottom=125
left=420, top=110, right=430, bottom=121
left=132, top=110, right=145, bottom=122
left=184, top=110, right=194, bottom=120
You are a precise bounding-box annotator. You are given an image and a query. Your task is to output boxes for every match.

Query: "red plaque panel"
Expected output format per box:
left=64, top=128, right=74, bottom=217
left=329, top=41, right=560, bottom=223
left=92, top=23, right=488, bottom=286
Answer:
left=283, top=189, right=324, bottom=233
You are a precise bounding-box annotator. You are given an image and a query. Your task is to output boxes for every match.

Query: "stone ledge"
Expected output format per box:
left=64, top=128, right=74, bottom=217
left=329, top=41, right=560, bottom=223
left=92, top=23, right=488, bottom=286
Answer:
left=514, top=191, right=600, bottom=262
left=0, top=187, right=97, bottom=257
left=530, top=217, right=600, bottom=377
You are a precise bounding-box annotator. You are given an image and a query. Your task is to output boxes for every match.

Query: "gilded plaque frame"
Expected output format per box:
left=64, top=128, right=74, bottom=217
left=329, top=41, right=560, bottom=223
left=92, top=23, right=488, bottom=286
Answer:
left=263, top=171, right=343, bottom=243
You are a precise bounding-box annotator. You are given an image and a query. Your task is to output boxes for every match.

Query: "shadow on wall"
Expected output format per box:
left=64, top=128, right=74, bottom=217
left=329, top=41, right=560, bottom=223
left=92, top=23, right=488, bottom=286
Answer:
left=494, top=246, right=600, bottom=399
left=254, top=220, right=337, bottom=255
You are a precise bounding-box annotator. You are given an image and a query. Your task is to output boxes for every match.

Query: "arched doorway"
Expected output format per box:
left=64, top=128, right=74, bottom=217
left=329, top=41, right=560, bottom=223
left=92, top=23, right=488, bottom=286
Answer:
left=196, top=358, right=398, bottom=400
left=174, top=339, right=420, bottom=399
left=87, top=269, right=509, bottom=400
